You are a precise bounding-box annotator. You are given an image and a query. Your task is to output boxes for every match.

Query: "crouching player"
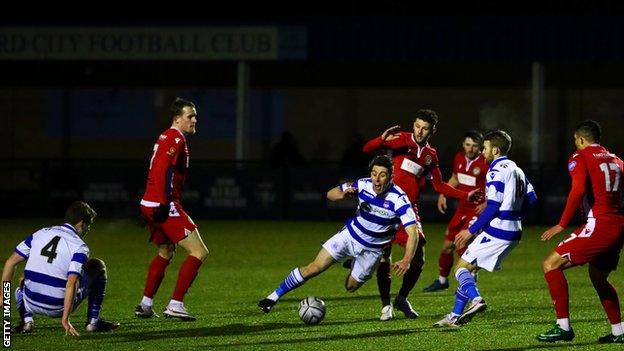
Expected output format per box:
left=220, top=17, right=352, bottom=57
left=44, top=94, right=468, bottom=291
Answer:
left=1, top=201, right=119, bottom=336
left=258, top=155, right=423, bottom=313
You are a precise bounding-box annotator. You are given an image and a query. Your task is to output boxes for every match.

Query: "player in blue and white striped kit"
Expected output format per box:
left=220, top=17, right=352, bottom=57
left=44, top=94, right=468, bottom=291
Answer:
left=1, top=201, right=119, bottom=335
left=258, top=155, right=424, bottom=313
left=434, top=130, right=537, bottom=327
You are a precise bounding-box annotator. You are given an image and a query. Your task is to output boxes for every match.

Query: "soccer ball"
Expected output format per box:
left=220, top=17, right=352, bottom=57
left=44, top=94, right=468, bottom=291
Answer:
left=298, top=296, right=326, bottom=325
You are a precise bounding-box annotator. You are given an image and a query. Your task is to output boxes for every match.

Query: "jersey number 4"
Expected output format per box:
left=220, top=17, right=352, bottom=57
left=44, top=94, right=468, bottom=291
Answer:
left=599, top=162, right=621, bottom=192
left=41, top=236, right=61, bottom=263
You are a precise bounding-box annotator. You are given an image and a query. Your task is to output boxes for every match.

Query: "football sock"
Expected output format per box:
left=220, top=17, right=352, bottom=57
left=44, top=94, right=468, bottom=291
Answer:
left=439, top=251, right=453, bottom=278
left=557, top=318, right=570, bottom=331
left=612, top=323, right=624, bottom=336
left=545, top=269, right=569, bottom=319
left=438, top=276, right=448, bottom=284
left=376, top=261, right=392, bottom=307
left=452, top=286, right=470, bottom=315
left=87, top=274, right=107, bottom=320
left=595, top=281, right=622, bottom=325
left=143, top=254, right=171, bottom=299
left=172, top=255, right=203, bottom=301
left=168, top=299, right=183, bottom=308
left=141, top=296, right=153, bottom=307
left=456, top=267, right=480, bottom=300
left=398, top=249, right=424, bottom=298
left=274, top=268, right=306, bottom=300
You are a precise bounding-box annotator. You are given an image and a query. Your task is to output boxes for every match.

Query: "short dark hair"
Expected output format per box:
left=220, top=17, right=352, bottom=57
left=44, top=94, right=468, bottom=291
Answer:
left=463, top=130, right=484, bottom=145
left=368, top=155, right=393, bottom=176
left=575, top=119, right=601, bottom=143
left=64, top=201, right=97, bottom=226
left=484, top=130, right=512, bottom=155
left=414, top=109, right=439, bottom=128
left=170, top=97, right=196, bottom=117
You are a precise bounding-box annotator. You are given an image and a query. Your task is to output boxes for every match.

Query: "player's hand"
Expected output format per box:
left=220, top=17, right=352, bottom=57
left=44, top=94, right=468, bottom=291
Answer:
left=153, top=203, right=171, bottom=224
left=392, top=259, right=410, bottom=276
left=381, top=125, right=401, bottom=141
left=343, top=187, right=357, bottom=199
left=541, top=225, right=564, bottom=241
left=437, top=194, right=447, bottom=214
left=454, top=229, right=474, bottom=249
left=467, top=189, right=484, bottom=203
left=474, top=202, right=486, bottom=215
left=62, top=319, right=80, bottom=337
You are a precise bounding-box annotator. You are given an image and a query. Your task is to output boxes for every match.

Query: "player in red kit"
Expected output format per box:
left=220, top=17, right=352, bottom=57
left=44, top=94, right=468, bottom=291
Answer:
left=362, top=109, right=481, bottom=321
left=423, top=131, right=487, bottom=292
left=537, top=120, right=624, bottom=343
left=135, top=98, right=209, bottom=321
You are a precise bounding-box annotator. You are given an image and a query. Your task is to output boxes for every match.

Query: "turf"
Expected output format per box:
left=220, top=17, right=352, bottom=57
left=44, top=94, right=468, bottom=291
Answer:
left=1, top=219, right=623, bottom=350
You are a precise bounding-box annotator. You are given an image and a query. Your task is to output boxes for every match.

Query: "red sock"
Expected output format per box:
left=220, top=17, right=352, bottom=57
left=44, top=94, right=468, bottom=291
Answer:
left=545, top=269, right=569, bottom=319
left=456, top=246, right=467, bottom=258
left=143, top=255, right=171, bottom=298
left=172, top=256, right=203, bottom=302
left=597, top=282, right=622, bottom=324
left=439, top=251, right=454, bottom=278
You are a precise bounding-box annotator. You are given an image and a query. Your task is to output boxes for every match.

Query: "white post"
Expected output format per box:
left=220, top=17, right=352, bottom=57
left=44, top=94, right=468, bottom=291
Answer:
left=531, top=62, right=544, bottom=164
left=236, top=61, right=249, bottom=162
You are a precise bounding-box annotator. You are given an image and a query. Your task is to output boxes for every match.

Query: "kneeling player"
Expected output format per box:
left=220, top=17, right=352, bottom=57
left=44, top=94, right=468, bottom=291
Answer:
left=258, top=155, right=423, bottom=313
left=1, top=201, right=119, bottom=336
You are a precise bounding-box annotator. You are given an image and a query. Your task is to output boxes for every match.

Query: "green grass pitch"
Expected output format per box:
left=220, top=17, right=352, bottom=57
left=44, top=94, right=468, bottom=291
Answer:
left=2, top=219, right=623, bottom=350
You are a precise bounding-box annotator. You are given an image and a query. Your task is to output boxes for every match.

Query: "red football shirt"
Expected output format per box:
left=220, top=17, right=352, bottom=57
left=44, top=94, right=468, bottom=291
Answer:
left=363, top=132, right=467, bottom=205
left=452, top=151, right=487, bottom=209
left=559, top=144, right=624, bottom=227
left=142, top=127, right=189, bottom=205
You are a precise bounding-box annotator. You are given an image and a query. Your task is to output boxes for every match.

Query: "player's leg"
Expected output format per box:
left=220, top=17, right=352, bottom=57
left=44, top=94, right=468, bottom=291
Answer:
left=346, top=246, right=385, bottom=294
left=259, top=247, right=335, bottom=313
left=136, top=243, right=174, bottom=318
left=536, top=250, right=575, bottom=342
left=80, top=258, right=120, bottom=332
left=14, top=277, right=34, bottom=333
left=425, top=213, right=464, bottom=292
left=376, top=245, right=393, bottom=320
left=395, top=239, right=425, bottom=318
left=165, top=228, right=208, bottom=321
left=590, top=260, right=624, bottom=343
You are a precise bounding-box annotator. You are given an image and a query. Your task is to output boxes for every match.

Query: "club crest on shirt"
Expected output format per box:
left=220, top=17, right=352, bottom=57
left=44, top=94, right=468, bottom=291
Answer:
left=383, top=201, right=390, bottom=208
left=568, top=161, right=577, bottom=172
left=167, top=147, right=177, bottom=156
left=473, top=167, right=481, bottom=176
left=425, top=155, right=433, bottom=165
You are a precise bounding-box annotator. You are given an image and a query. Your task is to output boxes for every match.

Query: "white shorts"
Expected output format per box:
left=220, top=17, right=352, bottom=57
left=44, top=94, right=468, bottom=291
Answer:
left=461, top=232, right=519, bottom=272
left=322, top=227, right=384, bottom=283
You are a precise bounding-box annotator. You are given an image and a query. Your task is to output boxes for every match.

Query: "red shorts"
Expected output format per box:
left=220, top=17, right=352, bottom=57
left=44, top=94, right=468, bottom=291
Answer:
left=140, top=203, right=197, bottom=245
left=444, top=207, right=478, bottom=242
left=555, top=217, right=624, bottom=271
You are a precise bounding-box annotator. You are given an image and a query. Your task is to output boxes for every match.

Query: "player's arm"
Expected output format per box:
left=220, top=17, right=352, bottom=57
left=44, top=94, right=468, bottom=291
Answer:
left=437, top=173, right=459, bottom=213
left=61, top=273, right=80, bottom=336
left=327, top=181, right=358, bottom=201
left=362, top=126, right=406, bottom=153
left=392, top=198, right=422, bottom=275
left=541, top=159, right=586, bottom=241
left=430, top=166, right=480, bottom=201
left=150, top=138, right=180, bottom=222
left=1, top=252, right=25, bottom=283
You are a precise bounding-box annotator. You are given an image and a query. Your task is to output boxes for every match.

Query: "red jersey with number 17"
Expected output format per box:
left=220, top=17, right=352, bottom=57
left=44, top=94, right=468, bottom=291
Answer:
left=141, top=127, right=189, bottom=205
left=559, top=144, right=624, bottom=227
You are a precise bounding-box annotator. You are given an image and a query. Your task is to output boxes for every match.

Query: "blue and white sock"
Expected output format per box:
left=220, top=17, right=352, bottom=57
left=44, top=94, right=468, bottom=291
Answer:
left=451, top=287, right=470, bottom=316
left=456, top=267, right=481, bottom=301
left=269, top=268, right=306, bottom=301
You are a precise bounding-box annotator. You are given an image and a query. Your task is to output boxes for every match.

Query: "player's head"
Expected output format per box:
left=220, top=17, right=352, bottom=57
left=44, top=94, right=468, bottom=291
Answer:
left=368, top=155, right=393, bottom=194
left=482, top=130, right=512, bottom=163
left=573, top=119, right=601, bottom=150
left=170, top=97, right=197, bottom=135
left=412, top=109, right=438, bottom=145
left=64, top=201, right=97, bottom=237
left=462, top=130, right=483, bottom=159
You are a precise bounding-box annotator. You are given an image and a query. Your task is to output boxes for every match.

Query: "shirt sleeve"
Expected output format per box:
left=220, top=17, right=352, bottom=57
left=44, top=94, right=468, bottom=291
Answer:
left=485, top=170, right=505, bottom=204
left=340, top=180, right=358, bottom=192
left=430, top=164, right=468, bottom=199
left=558, top=155, right=587, bottom=227
left=15, top=234, right=34, bottom=259
left=395, top=194, right=418, bottom=227
left=150, top=136, right=180, bottom=204
left=68, top=245, right=90, bottom=278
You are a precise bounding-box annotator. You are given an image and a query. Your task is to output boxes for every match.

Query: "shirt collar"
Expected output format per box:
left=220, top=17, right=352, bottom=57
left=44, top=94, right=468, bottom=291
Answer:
left=489, top=156, right=508, bottom=170
left=61, top=223, right=79, bottom=236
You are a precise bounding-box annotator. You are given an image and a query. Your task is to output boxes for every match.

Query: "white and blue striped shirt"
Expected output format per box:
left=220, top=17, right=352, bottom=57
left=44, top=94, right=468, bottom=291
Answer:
left=469, top=156, right=537, bottom=241
left=340, top=178, right=418, bottom=248
left=15, top=224, right=89, bottom=312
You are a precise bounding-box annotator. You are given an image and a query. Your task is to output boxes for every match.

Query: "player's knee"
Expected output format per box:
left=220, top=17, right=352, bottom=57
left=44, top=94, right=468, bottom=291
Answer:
left=191, top=247, right=209, bottom=261
left=542, top=258, right=560, bottom=273
left=158, top=245, right=175, bottom=260
left=84, top=258, right=107, bottom=279
left=344, top=279, right=359, bottom=292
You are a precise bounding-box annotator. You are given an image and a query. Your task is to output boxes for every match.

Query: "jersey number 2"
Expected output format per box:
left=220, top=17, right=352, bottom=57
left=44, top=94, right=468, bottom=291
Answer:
left=41, top=236, right=61, bottom=263
left=599, top=162, right=621, bottom=192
